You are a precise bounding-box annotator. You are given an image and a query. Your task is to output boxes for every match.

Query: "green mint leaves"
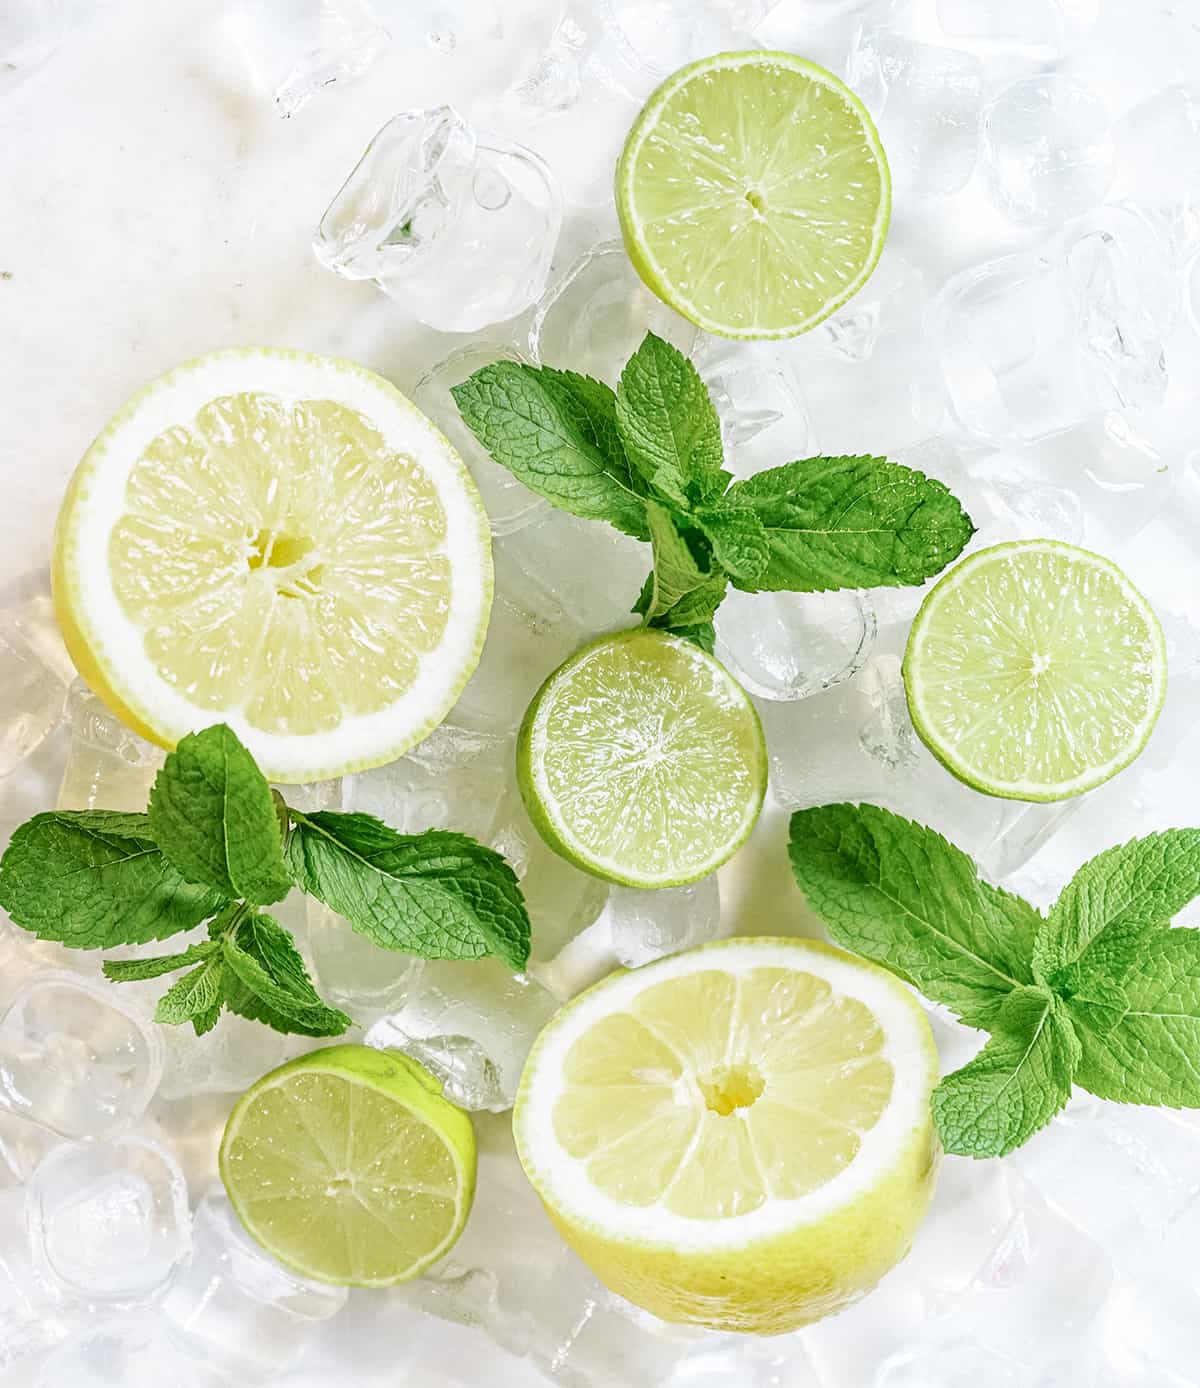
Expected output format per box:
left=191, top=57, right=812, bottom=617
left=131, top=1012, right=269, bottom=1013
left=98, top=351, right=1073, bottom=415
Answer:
left=788, top=805, right=1200, bottom=1158
left=0, top=723, right=532, bottom=1041
left=452, top=332, right=974, bottom=651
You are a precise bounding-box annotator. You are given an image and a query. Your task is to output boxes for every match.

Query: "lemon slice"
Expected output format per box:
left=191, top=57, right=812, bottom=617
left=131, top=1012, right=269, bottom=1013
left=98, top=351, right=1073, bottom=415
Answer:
left=220, top=1045, right=476, bottom=1286
left=513, top=937, right=939, bottom=1333
left=53, top=348, right=492, bottom=782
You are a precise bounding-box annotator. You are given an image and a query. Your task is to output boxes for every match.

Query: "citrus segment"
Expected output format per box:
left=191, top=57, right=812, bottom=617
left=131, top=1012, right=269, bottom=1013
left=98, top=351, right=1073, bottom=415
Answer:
left=904, top=541, right=1166, bottom=801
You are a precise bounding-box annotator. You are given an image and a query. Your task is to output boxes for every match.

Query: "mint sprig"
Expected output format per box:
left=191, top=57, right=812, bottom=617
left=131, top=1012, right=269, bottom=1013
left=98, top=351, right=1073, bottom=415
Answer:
left=788, top=804, right=1200, bottom=1157
left=453, top=331, right=975, bottom=650
left=0, top=724, right=532, bottom=1039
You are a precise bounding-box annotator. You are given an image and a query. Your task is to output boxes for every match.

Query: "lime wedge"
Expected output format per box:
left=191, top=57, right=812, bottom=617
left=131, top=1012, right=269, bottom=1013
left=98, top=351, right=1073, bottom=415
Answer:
left=513, top=936, right=939, bottom=1333
left=516, top=629, right=766, bottom=888
left=616, top=51, right=891, bottom=339
left=904, top=540, right=1166, bottom=802
left=53, top=348, right=492, bottom=783
left=220, top=1045, right=476, bottom=1286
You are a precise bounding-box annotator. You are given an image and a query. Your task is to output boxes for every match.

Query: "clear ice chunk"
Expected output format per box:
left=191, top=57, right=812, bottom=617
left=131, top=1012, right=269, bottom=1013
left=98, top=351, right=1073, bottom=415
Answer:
left=605, top=876, right=721, bottom=968
left=0, top=0, right=69, bottom=96
left=982, top=74, right=1114, bottom=226
left=411, top=343, right=548, bottom=537
left=935, top=0, right=1099, bottom=60
left=34, top=1317, right=233, bottom=1388
left=57, top=680, right=164, bottom=812
left=157, top=1008, right=291, bottom=1101
left=364, top=958, right=558, bottom=1109
left=529, top=240, right=698, bottom=385
left=714, top=588, right=877, bottom=702
left=305, top=900, right=426, bottom=1020
left=222, top=0, right=389, bottom=117
left=815, top=249, right=927, bottom=365
left=367, top=1026, right=508, bottom=1112
left=0, top=594, right=74, bottom=778
left=596, top=0, right=759, bottom=83
left=692, top=338, right=815, bottom=481
left=846, top=31, right=985, bottom=198
left=1113, top=82, right=1200, bottom=207
left=873, top=1340, right=1027, bottom=1387
left=26, top=1136, right=191, bottom=1306
left=0, top=972, right=162, bottom=1138
left=314, top=106, right=562, bottom=333
left=162, top=1189, right=347, bottom=1379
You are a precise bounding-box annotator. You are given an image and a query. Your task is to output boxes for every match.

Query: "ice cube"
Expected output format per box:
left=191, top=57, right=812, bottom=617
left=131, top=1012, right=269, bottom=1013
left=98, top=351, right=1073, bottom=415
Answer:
left=516, top=801, right=611, bottom=963
left=0, top=0, right=69, bottom=95
left=222, top=0, right=389, bottom=117
left=873, top=1340, right=1028, bottom=1387
left=605, top=876, right=721, bottom=967
left=314, top=106, right=562, bottom=333
left=0, top=1185, right=71, bottom=1366
left=156, top=1008, right=291, bottom=1101
left=816, top=249, right=927, bottom=365
left=369, top=0, right=501, bottom=52
left=368, top=1026, right=508, bottom=1111
left=714, top=589, right=877, bottom=702
left=305, top=899, right=426, bottom=1020
left=982, top=75, right=1114, bottom=226
left=935, top=0, right=1099, bottom=60
left=1113, top=82, right=1200, bottom=207
left=57, top=680, right=164, bottom=812
left=0, top=973, right=162, bottom=1139
left=364, top=958, right=557, bottom=1108
left=0, top=594, right=74, bottom=778
left=34, top=1316, right=233, bottom=1388
left=162, top=1189, right=347, bottom=1379
left=529, top=240, right=698, bottom=386
left=411, top=343, right=549, bottom=537
left=596, top=0, right=758, bottom=83
left=692, top=338, right=815, bottom=481
left=846, top=31, right=985, bottom=198
left=26, top=1136, right=190, bottom=1305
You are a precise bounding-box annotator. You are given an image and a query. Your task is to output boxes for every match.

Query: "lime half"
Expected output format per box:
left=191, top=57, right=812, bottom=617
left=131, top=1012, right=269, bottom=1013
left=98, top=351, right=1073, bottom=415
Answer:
left=53, top=348, right=492, bottom=783
left=616, top=50, right=891, bottom=339
left=517, top=629, right=766, bottom=888
left=220, top=1045, right=476, bottom=1286
left=904, top=540, right=1166, bottom=802
left=513, top=936, right=939, bottom=1333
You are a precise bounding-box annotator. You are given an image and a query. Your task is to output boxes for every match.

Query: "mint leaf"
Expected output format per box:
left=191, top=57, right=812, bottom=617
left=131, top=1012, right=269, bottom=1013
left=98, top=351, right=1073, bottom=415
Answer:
left=932, top=987, right=1081, bottom=1158
left=192, top=1000, right=223, bottom=1036
left=102, top=942, right=219, bottom=982
left=632, top=563, right=726, bottom=649
left=148, top=725, right=291, bottom=906
left=695, top=503, right=769, bottom=587
left=788, top=803, right=1040, bottom=1028
left=725, top=456, right=974, bottom=591
left=452, top=362, right=649, bottom=541
left=155, top=957, right=225, bottom=1026
left=1067, top=926, right=1200, bottom=1106
left=540, top=369, right=628, bottom=478
left=286, top=813, right=531, bottom=970
left=644, top=502, right=713, bottom=620
left=615, top=332, right=729, bottom=508
left=0, top=811, right=224, bottom=949
left=221, top=914, right=349, bottom=1038
left=1034, top=830, right=1200, bottom=982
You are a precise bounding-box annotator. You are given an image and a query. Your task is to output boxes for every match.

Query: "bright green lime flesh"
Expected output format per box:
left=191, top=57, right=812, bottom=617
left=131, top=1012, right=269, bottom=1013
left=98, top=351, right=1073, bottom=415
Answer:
left=904, top=541, right=1167, bottom=803
left=616, top=50, right=891, bottom=340
left=517, top=629, right=767, bottom=888
left=220, top=1046, right=476, bottom=1286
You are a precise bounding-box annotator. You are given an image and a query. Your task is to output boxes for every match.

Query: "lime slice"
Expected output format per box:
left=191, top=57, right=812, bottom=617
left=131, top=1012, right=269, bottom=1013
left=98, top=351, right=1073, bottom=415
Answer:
left=53, top=348, right=492, bottom=783
left=516, top=629, right=767, bottom=888
left=220, top=1045, right=476, bottom=1287
left=513, top=936, right=939, bottom=1333
left=616, top=51, right=891, bottom=339
left=904, top=540, right=1166, bottom=802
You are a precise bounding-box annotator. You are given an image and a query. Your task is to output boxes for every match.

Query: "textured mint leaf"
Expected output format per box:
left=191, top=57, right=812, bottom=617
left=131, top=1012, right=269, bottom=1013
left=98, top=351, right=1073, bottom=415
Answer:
left=932, top=987, right=1080, bottom=1158
left=148, top=725, right=291, bottom=905
left=632, top=564, right=726, bottom=649
left=1068, top=926, right=1200, bottom=1106
left=1035, top=830, right=1200, bottom=983
left=287, top=814, right=531, bottom=970
left=615, top=333, right=729, bottom=508
left=102, top=942, right=219, bottom=982
left=452, top=362, right=649, bottom=541
left=155, top=957, right=225, bottom=1025
left=0, top=811, right=224, bottom=949
left=695, top=503, right=769, bottom=586
left=221, top=914, right=349, bottom=1038
left=192, top=1000, right=224, bottom=1037
left=540, top=368, right=629, bottom=478
left=788, top=803, right=1040, bottom=1027
left=726, top=456, right=974, bottom=592
left=644, top=501, right=713, bottom=620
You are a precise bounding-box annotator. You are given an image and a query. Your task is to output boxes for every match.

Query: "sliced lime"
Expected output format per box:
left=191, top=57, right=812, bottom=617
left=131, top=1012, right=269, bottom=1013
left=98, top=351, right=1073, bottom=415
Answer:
left=220, top=1045, right=476, bottom=1286
left=517, top=629, right=767, bottom=888
left=904, top=540, right=1166, bottom=802
left=616, top=50, right=891, bottom=339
